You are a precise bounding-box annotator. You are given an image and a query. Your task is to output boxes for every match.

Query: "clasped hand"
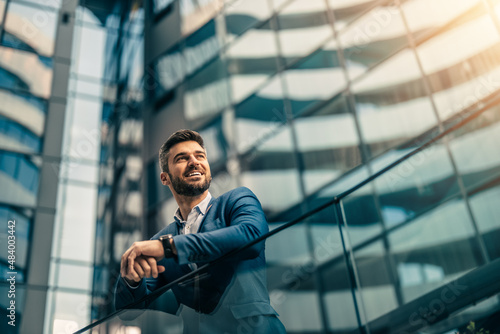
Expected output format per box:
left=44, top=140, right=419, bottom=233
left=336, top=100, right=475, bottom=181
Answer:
left=120, top=240, right=166, bottom=286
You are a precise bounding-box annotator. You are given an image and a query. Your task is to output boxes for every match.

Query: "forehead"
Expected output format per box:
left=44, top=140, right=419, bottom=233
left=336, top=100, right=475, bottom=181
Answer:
left=169, top=140, right=205, bottom=157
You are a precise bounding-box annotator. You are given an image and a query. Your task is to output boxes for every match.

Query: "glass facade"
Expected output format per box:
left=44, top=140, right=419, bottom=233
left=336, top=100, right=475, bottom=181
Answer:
left=121, top=0, right=500, bottom=333
left=3, top=0, right=500, bottom=333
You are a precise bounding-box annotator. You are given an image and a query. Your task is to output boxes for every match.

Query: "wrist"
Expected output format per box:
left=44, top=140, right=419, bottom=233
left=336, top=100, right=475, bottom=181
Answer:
left=123, top=276, right=140, bottom=288
left=159, top=234, right=177, bottom=258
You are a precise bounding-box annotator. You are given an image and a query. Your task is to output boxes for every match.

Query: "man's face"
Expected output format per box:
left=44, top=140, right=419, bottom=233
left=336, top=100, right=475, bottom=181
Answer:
left=161, top=141, right=212, bottom=196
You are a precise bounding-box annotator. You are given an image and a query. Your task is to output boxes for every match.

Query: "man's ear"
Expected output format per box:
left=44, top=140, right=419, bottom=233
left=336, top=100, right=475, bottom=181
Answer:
left=160, top=172, right=170, bottom=186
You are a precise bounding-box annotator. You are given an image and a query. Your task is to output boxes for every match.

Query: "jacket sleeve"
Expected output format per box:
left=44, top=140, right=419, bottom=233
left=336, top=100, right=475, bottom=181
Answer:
left=114, top=263, right=180, bottom=314
left=172, top=187, right=269, bottom=265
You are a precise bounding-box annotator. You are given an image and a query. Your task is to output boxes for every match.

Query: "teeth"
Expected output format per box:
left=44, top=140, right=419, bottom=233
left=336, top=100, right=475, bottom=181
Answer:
left=189, top=172, right=201, bottom=176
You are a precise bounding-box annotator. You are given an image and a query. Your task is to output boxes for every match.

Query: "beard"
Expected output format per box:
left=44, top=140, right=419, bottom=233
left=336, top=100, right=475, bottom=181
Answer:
left=168, top=171, right=212, bottom=196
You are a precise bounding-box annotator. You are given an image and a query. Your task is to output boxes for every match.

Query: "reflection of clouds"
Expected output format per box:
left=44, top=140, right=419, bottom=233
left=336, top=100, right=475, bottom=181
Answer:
left=0, top=47, right=52, bottom=97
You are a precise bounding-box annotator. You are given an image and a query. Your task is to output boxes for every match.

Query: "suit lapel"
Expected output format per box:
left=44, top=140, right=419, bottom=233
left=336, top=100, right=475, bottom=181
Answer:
left=197, top=195, right=217, bottom=232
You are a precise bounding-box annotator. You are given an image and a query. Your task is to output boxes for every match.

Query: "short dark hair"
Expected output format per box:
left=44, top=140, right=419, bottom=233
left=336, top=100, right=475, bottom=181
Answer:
left=159, top=129, right=205, bottom=173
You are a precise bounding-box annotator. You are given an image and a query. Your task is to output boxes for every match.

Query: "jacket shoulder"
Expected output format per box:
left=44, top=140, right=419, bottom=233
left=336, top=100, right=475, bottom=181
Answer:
left=220, top=187, right=257, bottom=203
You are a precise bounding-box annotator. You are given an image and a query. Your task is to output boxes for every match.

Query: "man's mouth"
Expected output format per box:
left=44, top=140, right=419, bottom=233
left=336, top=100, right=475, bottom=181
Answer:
left=186, top=171, right=202, bottom=177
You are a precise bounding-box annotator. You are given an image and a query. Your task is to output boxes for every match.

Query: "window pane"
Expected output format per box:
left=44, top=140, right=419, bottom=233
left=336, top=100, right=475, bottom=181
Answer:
left=277, top=0, right=332, bottom=65
left=240, top=125, right=303, bottom=216
left=469, top=185, right=500, bottom=261
left=3, top=2, right=58, bottom=57
left=184, top=58, right=229, bottom=122
left=284, top=38, right=346, bottom=116
left=389, top=197, right=483, bottom=304
left=0, top=152, right=40, bottom=207
left=329, top=0, right=378, bottom=31
left=372, top=139, right=460, bottom=229
left=57, top=184, right=97, bottom=262
left=72, top=25, right=107, bottom=79
left=449, top=106, right=500, bottom=192
left=408, top=2, right=500, bottom=120
left=0, top=46, right=53, bottom=98
left=351, top=48, right=438, bottom=158
left=234, top=75, right=286, bottom=154
left=295, top=95, right=362, bottom=195
left=225, top=19, right=278, bottom=104
left=225, top=0, right=271, bottom=43
left=339, top=1, right=408, bottom=81
left=185, top=19, right=223, bottom=76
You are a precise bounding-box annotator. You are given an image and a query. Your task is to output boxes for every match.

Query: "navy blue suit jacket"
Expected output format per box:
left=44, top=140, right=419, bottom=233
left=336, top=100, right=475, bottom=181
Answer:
left=114, top=187, right=279, bottom=321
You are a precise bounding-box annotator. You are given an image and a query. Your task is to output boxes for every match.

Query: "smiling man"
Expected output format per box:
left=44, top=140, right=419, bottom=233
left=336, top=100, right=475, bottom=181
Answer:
left=115, top=129, right=286, bottom=333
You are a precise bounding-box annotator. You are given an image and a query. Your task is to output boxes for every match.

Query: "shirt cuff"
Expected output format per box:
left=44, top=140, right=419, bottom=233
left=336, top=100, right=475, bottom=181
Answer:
left=123, top=277, right=142, bottom=289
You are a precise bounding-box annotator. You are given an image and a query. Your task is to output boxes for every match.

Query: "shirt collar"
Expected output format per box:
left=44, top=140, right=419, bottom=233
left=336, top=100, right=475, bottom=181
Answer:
left=173, top=192, right=212, bottom=222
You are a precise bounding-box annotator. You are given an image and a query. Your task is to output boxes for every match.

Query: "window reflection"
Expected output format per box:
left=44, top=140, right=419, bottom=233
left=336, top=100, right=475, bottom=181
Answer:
left=0, top=151, right=40, bottom=207
left=181, top=0, right=223, bottom=36
left=197, top=116, right=229, bottom=167
left=0, top=89, right=46, bottom=153
left=284, top=39, right=345, bottom=116
left=225, top=19, right=278, bottom=103
left=338, top=1, right=407, bottom=81
left=329, top=0, right=378, bottom=31
left=321, top=260, right=360, bottom=331
left=410, top=3, right=500, bottom=119
left=351, top=48, right=438, bottom=158
left=155, top=45, right=183, bottom=95
left=234, top=75, right=286, bottom=153
left=373, top=141, right=459, bottom=229
left=295, top=95, right=361, bottom=195
left=389, top=198, right=483, bottom=303
left=401, top=0, right=481, bottom=41
left=240, top=125, right=303, bottom=216
left=449, top=106, right=500, bottom=191
left=353, top=241, right=399, bottom=322
left=341, top=183, right=383, bottom=248
left=3, top=2, right=58, bottom=57
left=225, top=0, right=271, bottom=43
left=0, top=46, right=53, bottom=98
left=184, top=58, right=229, bottom=121
left=277, top=0, right=332, bottom=65
left=185, top=19, right=223, bottom=75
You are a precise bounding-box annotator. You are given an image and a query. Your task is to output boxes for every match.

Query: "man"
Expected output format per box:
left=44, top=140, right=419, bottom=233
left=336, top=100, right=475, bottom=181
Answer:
left=115, top=129, right=286, bottom=333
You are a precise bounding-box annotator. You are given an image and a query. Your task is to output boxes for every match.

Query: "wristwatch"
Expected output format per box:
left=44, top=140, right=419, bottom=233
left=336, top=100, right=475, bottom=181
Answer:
left=159, top=234, right=177, bottom=258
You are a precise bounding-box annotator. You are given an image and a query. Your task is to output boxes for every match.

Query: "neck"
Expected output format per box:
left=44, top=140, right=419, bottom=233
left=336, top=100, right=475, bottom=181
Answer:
left=174, top=190, right=209, bottom=220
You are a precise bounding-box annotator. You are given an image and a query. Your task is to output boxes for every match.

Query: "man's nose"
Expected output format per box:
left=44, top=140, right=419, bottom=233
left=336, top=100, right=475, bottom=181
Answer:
left=187, top=155, right=200, bottom=166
